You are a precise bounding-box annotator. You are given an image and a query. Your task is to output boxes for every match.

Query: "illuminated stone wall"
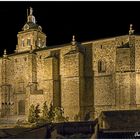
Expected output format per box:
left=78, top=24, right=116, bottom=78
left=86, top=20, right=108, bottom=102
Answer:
left=61, top=51, right=84, bottom=121
left=91, top=38, right=116, bottom=117
left=1, top=30, right=140, bottom=121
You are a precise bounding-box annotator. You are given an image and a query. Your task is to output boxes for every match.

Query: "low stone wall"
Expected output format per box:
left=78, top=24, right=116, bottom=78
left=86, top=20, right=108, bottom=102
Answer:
left=5, top=120, right=98, bottom=139
left=51, top=120, right=97, bottom=135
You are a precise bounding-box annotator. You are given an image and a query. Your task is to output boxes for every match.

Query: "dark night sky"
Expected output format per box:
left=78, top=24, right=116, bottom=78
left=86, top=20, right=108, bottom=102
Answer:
left=0, top=1, right=140, bottom=55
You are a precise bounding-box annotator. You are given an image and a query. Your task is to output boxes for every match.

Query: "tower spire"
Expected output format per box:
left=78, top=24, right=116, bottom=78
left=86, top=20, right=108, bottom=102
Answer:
left=27, top=7, right=36, bottom=23
left=30, top=7, right=33, bottom=15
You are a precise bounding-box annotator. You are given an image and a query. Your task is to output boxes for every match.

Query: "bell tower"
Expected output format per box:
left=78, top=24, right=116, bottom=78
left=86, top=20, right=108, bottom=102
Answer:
left=16, top=7, right=47, bottom=53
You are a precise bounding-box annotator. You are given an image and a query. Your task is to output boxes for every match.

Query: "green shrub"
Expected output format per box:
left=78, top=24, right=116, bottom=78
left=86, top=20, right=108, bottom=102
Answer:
left=28, top=104, right=36, bottom=123
left=42, top=101, right=49, bottom=121
left=48, top=102, right=55, bottom=122
left=34, top=104, right=40, bottom=122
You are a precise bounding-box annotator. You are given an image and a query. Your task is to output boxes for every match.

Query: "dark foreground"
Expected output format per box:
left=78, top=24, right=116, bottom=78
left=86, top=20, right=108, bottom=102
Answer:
left=1, top=110, right=140, bottom=138
left=0, top=121, right=97, bottom=139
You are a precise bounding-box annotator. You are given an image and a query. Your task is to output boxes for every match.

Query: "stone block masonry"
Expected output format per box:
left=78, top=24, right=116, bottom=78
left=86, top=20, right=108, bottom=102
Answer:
left=0, top=8, right=139, bottom=121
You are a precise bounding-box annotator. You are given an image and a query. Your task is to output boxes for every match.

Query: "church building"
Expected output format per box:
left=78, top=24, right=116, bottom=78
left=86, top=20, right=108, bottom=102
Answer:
left=0, top=7, right=140, bottom=121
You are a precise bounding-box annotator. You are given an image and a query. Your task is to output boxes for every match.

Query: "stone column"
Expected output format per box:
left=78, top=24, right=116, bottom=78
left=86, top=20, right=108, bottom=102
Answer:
left=62, top=50, right=84, bottom=121
left=129, top=34, right=136, bottom=108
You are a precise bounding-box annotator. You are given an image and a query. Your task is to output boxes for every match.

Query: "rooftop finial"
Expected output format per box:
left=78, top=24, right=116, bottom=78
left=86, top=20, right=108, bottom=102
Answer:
left=72, top=35, right=76, bottom=45
left=130, top=24, right=132, bottom=30
left=129, top=24, right=134, bottom=35
left=3, top=49, right=7, bottom=58
left=27, top=7, right=36, bottom=23
left=72, top=35, right=75, bottom=41
left=4, top=49, right=6, bottom=55
left=30, top=7, right=33, bottom=15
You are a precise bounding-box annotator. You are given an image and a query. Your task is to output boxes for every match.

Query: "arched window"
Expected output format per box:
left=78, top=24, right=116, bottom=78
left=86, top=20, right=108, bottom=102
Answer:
left=18, top=100, right=25, bottom=115
left=37, top=38, right=41, bottom=47
left=98, top=60, right=106, bottom=73
left=27, top=38, right=31, bottom=46
left=21, top=39, right=24, bottom=47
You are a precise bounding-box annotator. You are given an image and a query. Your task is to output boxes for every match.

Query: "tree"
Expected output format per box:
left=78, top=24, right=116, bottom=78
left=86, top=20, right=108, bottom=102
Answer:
left=54, top=107, right=63, bottom=122
left=48, top=102, right=55, bottom=122
left=35, top=104, right=40, bottom=122
left=28, top=104, right=36, bottom=123
left=54, top=107, right=69, bottom=122
left=42, top=101, right=49, bottom=121
left=74, top=114, right=80, bottom=121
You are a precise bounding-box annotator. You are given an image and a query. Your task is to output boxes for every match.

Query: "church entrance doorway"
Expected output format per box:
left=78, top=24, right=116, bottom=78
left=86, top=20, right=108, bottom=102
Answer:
left=18, top=100, right=25, bottom=115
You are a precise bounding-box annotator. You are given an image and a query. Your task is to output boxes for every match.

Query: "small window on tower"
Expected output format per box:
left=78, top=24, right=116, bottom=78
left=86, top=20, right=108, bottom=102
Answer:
left=98, top=60, right=106, bottom=73
left=27, top=39, right=31, bottom=46
left=38, top=38, right=41, bottom=47
left=21, top=39, right=24, bottom=47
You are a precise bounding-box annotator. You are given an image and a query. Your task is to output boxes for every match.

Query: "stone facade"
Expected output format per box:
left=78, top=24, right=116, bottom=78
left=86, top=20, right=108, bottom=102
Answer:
left=0, top=8, right=140, bottom=121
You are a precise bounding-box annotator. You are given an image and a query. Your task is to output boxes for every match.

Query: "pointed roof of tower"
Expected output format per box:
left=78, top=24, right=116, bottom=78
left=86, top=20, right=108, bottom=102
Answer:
left=22, top=7, right=42, bottom=31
